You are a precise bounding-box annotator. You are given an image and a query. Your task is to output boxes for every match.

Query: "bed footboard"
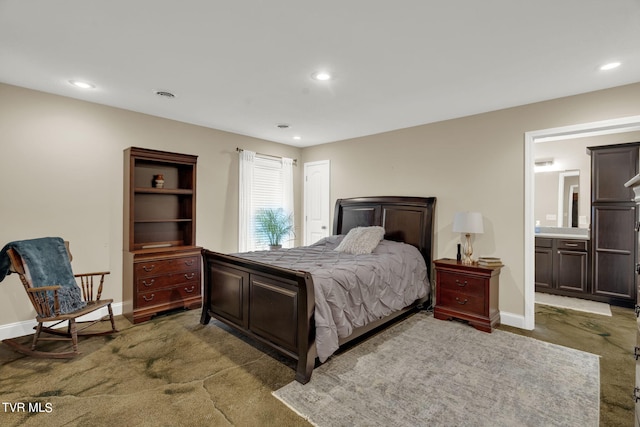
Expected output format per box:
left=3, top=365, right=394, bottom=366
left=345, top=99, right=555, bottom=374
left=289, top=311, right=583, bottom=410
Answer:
left=200, top=249, right=317, bottom=383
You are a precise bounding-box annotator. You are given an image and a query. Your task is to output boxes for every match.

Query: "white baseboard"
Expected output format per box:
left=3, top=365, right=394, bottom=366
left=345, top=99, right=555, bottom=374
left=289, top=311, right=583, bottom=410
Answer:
left=0, top=302, right=124, bottom=341
left=500, top=310, right=529, bottom=330
left=0, top=304, right=529, bottom=341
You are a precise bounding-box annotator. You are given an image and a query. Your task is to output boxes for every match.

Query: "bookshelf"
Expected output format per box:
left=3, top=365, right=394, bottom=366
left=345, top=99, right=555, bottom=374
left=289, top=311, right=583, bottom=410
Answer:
left=123, top=147, right=201, bottom=323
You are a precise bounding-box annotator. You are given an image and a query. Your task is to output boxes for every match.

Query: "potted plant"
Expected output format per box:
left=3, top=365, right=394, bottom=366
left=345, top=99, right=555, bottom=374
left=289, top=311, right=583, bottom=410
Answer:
left=254, top=208, right=294, bottom=250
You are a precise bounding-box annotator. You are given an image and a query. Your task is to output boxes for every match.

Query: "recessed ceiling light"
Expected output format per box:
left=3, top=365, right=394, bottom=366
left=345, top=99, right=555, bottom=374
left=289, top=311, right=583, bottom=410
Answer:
left=69, top=80, right=95, bottom=89
left=600, top=62, right=621, bottom=71
left=312, top=71, right=332, bottom=81
left=293, top=136, right=301, bottom=140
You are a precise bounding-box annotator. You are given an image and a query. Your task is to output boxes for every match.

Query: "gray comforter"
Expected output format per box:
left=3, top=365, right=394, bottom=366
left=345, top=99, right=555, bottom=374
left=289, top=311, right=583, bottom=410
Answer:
left=233, top=235, right=429, bottom=362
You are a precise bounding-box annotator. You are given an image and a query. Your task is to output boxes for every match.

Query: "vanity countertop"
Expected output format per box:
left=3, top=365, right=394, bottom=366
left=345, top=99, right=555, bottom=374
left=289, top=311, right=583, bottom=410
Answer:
left=535, top=227, right=590, bottom=240
left=535, top=233, right=590, bottom=240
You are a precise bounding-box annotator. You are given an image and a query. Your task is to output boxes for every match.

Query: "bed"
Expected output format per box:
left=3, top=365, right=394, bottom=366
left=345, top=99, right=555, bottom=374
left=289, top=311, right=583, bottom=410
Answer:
left=200, top=196, right=436, bottom=384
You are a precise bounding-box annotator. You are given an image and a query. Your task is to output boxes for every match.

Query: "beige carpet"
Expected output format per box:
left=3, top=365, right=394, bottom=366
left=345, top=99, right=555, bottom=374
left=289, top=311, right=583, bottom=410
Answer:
left=274, top=312, right=600, bottom=427
left=0, top=309, right=309, bottom=427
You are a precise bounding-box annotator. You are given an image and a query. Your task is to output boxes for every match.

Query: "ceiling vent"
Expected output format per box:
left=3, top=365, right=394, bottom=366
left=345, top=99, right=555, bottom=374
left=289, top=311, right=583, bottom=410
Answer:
left=155, top=90, right=176, bottom=98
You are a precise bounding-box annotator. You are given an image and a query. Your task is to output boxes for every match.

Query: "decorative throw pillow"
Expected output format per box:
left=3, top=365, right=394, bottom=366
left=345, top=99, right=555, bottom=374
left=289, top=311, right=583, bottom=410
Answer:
left=334, top=226, right=385, bottom=255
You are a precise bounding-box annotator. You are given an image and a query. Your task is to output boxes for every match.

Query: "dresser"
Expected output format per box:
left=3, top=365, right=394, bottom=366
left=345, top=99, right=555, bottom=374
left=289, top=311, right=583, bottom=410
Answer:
left=433, top=259, right=501, bottom=332
left=123, top=147, right=202, bottom=324
left=126, top=249, right=202, bottom=323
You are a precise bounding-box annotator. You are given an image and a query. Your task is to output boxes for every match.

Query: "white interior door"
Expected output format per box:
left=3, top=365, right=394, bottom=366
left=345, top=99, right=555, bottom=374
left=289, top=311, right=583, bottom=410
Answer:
left=304, top=160, right=330, bottom=245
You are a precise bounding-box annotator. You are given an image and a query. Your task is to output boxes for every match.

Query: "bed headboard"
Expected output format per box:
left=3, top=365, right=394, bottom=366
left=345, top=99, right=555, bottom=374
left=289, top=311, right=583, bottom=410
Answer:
left=332, top=196, right=437, bottom=272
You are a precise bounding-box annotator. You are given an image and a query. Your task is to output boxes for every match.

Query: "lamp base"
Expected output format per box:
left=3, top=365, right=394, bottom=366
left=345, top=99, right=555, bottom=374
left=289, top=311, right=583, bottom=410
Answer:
left=462, top=233, right=473, bottom=264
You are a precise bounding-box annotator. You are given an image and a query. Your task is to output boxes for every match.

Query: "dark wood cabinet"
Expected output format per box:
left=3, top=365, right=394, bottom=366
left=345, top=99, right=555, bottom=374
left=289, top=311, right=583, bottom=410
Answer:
left=592, top=205, right=636, bottom=301
left=556, top=239, right=589, bottom=293
left=592, top=145, right=639, bottom=203
left=123, top=147, right=202, bottom=324
left=535, top=237, right=589, bottom=296
left=434, top=259, right=500, bottom=333
left=589, top=143, right=639, bottom=307
left=534, top=238, right=554, bottom=289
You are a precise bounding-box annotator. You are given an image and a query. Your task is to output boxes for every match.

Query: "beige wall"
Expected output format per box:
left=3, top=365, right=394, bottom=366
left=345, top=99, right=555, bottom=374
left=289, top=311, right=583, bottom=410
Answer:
left=2, top=81, right=640, bottom=332
left=0, top=83, right=302, bottom=327
left=301, top=82, right=640, bottom=320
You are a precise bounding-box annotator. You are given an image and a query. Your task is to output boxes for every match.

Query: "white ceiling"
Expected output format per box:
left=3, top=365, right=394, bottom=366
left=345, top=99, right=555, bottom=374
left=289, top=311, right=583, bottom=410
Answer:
left=1, top=0, right=639, bottom=147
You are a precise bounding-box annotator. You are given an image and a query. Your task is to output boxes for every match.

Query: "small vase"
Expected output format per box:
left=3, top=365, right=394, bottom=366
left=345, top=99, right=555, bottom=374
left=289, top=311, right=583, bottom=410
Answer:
left=269, top=245, right=282, bottom=251
left=153, top=174, right=165, bottom=188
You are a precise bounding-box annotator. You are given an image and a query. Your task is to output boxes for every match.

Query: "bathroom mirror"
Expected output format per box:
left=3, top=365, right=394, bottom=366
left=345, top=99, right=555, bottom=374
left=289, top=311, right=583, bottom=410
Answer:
left=558, top=170, right=579, bottom=227
left=534, top=134, right=595, bottom=230
left=534, top=169, right=582, bottom=229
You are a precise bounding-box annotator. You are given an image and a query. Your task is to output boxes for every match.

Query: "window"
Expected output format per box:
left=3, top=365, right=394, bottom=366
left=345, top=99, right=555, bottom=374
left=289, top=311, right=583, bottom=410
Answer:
left=238, top=150, right=294, bottom=252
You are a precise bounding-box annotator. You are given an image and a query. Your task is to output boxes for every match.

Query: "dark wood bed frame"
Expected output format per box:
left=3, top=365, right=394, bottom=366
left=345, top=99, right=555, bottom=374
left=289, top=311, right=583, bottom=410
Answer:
left=200, top=196, right=436, bottom=384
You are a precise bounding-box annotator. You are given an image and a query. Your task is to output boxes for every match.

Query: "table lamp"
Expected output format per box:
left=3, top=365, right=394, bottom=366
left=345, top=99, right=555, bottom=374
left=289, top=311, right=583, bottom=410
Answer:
left=453, top=211, right=484, bottom=264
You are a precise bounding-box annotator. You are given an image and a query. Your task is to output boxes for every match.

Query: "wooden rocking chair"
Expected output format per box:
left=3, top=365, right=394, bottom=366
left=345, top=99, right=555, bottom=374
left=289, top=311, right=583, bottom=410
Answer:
left=2, top=239, right=118, bottom=358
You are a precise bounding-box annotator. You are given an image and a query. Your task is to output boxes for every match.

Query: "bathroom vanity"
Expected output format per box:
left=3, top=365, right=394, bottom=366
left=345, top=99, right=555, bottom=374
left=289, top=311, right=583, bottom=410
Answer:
left=535, top=142, right=639, bottom=307
left=535, top=229, right=590, bottom=297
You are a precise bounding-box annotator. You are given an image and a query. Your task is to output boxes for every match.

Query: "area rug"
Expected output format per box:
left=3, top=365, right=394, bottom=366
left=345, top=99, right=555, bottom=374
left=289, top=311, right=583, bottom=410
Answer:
left=273, top=312, right=599, bottom=427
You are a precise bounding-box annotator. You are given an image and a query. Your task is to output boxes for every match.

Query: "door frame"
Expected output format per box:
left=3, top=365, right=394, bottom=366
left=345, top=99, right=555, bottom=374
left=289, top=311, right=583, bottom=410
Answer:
left=524, top=115, right=640, bottom=330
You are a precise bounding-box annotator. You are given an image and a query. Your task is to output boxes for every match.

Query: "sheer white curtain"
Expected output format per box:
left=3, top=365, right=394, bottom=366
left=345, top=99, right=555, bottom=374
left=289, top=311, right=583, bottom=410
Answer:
left=238, top=150, right=255, bottom=252
left=281, top=157, right=294, bottom=248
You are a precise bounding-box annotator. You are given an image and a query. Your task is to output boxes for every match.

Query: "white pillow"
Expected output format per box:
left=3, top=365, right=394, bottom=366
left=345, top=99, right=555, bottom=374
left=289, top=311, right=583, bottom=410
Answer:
left=334, top=226, right=385, bottom=255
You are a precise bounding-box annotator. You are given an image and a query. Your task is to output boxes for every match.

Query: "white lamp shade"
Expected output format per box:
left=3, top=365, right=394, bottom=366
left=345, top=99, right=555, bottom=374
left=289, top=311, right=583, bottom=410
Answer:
left=452, top=211, right=484, bottom=234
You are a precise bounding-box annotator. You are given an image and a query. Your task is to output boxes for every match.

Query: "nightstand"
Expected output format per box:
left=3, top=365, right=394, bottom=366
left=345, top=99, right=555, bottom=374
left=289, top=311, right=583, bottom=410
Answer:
left=433, top=258, right=501, bottom=333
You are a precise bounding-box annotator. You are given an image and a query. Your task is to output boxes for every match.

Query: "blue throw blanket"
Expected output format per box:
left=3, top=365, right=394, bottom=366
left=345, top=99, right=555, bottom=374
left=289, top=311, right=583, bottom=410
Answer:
left=0, top=237, right=86, bottom=315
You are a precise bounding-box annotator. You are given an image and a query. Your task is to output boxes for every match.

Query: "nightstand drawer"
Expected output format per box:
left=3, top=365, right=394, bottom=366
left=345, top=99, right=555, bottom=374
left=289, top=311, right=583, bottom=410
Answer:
left=438, top=288, right=485, bottom=316
left=438, top=271, right=485, bottom=297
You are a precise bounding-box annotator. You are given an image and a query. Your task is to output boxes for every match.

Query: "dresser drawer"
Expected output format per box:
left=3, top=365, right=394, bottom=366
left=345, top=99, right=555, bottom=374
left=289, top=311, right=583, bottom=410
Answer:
left=438, top=271, right=485, bottom=297
left=135, top=256, right=200, bottom=277
left=136, top=284, right=201, bottom=308
left=136, top=270, right=200, bottom=292
left=438, top=288, right=485, bottom=316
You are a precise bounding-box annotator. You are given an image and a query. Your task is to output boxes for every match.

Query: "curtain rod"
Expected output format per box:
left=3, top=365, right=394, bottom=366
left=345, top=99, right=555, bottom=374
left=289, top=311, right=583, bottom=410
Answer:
left=236, top=147, right=297, bottom=166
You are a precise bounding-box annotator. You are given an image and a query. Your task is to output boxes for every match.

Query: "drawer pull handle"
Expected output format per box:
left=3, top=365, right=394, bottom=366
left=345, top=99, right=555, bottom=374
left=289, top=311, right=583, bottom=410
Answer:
left=455, top=279, right=468, bottom=287
left=142, top=294, right=155, bottom=302
left=455, top=297, right=469, bottom=305
left=184, top=259, right=195, bottom=266
left=184, top=286, right=196, bottom=293
left=142, top=265, right=155, bottom=272
left=564, top=243, right=579, bottom=247
left=184, top=272, right=196, bottom=280
left=142, top=279, right=155, bottom=287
